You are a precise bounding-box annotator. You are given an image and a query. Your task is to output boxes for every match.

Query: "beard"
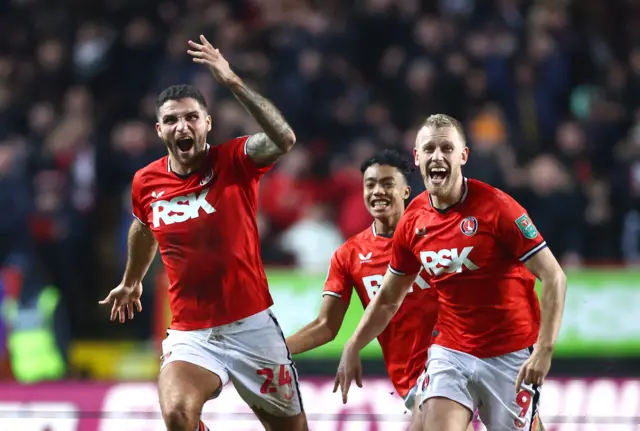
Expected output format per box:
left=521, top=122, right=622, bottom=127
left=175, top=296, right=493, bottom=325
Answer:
left=166, top=136, right=206, bottom=172
left=422, top=161, right=455, bottom=196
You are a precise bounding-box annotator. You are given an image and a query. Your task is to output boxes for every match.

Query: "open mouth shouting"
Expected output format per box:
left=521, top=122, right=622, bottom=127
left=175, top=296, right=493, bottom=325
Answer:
left=428, top=165, right=449, bottom=186
left=175, top=136, right=195, bottom=153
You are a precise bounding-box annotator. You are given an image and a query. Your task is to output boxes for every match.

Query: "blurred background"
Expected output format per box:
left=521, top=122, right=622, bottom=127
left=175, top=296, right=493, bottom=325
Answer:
left=0, top=0, right=639, bottom=429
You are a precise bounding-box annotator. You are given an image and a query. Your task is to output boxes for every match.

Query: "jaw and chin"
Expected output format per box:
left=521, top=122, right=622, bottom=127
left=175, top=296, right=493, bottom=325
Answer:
left=415, top=157, right=467, bottom=197
left=156, top=118, right=212, bottom=168
left=166, top=137, right=205, bottom=164
left=367, top=194, right=408, bottom=226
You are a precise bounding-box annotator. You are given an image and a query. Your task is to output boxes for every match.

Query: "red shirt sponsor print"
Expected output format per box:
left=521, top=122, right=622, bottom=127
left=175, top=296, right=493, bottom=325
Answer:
left=389, top=178, right=545, bottom=358
left=132, top=137, right=274, bottom=330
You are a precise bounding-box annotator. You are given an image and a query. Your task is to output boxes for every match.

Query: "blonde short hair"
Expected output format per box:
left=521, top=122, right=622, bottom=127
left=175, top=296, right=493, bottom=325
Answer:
left=422, top=114, right=466, bottom=146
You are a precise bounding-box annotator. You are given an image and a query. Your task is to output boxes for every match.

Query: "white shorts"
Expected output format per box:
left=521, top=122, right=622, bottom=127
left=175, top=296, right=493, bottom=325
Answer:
left=420, top=344, right=540, bottom=431
left=403, top=373, right=427, bottom=411
left=160, top=309, right=303, bottom=417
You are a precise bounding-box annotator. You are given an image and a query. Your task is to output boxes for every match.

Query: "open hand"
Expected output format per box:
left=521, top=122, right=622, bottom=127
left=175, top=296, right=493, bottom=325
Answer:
left=333, top=343, right=363, bottom=404
left=187, top=35, right=239, bottom=86
left=98, top=282, right=143, bottom=323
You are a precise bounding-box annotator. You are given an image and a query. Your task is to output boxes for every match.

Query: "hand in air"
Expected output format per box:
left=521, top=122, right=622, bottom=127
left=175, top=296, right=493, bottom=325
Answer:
left=333, top=343, right=363, bottom=404
left=187, top=35, right=239, bottom=86
left=515, top=348, right=552, bottom=392
left=99, top=282, right=143, bottom=323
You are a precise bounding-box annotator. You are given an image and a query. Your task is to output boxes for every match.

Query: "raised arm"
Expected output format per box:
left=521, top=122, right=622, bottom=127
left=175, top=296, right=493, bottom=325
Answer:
left=187, top=35, right=296, bottom=167
left=228, top=83, right=296, bottom=167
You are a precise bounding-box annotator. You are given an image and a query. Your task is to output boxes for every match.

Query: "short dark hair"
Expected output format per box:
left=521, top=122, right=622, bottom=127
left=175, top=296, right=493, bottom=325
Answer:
left=156, top=84, right=207, bottom=115
left=360, top=148, right=414, bottom=183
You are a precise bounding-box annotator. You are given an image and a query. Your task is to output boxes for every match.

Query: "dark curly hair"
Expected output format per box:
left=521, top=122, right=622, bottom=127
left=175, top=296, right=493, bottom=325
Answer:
left=156, top=84, right=207, bottom=116
left=360, top=148, right=414, bottom=182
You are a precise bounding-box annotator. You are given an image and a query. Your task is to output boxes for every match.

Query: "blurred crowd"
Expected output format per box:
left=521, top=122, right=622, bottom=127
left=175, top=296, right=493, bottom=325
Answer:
left=0, top=0, right=639, bottom=337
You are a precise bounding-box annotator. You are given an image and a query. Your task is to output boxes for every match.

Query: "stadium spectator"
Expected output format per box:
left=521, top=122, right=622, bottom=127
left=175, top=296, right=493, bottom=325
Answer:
left=0, top=0, right=637, bottom=338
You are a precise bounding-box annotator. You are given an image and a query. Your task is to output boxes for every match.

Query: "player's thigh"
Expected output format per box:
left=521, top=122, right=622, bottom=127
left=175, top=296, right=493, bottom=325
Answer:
left=418, top=345, right=477, bottom=412
left=224, top=309, right=305, bottom=419
left=158, top=329, right=230, bottom=423
left=409, top=407, right=423, bottom=431
left=422, top=397, right=473, bottom=431
left=418, top=345, right=477, bottom=431
left=411, top=395, right=474, bottom=431
left=408, top=389, right=423, bottom=431
left=476, top=347, right=541, bottom=431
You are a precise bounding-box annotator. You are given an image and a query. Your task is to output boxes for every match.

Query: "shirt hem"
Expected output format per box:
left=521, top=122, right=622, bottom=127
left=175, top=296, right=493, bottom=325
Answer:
left=433, top=335, right=539, bottom=359
left=169, top=302, right=273, bottom=331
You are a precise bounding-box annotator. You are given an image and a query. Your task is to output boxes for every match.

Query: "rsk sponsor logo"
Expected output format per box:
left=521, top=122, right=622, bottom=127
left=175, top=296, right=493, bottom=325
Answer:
left=151, top=188, right=216, bottom=227
left=420, top=246, right=479, bottom=276
left=362, top=273, right=430, bottom=300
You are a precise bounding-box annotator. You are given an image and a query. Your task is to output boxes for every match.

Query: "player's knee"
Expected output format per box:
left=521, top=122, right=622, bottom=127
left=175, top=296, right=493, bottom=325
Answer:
left=163, top=398, right=200, bottom=431
left=252, top=408, right=308, bottom=431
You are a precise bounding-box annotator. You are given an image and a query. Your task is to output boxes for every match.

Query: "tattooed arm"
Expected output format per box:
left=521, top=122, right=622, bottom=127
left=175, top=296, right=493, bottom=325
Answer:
left=228, top=80, right=296, bottom=167
left=186, top=35, right=296, bottom=167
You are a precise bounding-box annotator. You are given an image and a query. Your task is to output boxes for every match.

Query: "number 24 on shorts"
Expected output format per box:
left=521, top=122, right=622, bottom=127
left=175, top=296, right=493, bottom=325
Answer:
left=257, top=365, right=294, bottom=400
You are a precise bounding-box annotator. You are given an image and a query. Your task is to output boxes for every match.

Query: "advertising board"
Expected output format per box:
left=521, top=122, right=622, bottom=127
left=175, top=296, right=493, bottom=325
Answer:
left=1, top=378, right=638, bottom=430
left=265, top=268, right=640, bottom=358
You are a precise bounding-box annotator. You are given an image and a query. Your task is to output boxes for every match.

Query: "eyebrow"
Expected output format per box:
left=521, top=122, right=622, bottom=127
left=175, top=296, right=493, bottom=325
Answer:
left=365, top=175, right=396, bottom=182
left=423, top=140, right=454, bottom=147
left=162, top=111, right=200, bottom=121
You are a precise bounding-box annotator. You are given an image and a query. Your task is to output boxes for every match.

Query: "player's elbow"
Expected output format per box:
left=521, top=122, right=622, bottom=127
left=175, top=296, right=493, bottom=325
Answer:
left=547, top=267, right=567, bottom=287
left=280, top=129, right=296, bottom=152
left=554, top=270, right=567, bottom=295
left=541, top=268, right=567, bottom=299
left=317, top=316, right=340, bottom=341
left=379, top=280, right=410, bottom=309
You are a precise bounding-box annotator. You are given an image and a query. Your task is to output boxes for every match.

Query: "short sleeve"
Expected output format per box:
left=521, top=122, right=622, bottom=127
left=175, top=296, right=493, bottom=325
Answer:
left=131, top=171, right=146, bottom=226
left=495, top=192, right=547, bottom=263
left=388, top=214, right=421, bottom=276
left=223, top=135, right=274, bottom=181
left=322, top=249, right=353, bottom=303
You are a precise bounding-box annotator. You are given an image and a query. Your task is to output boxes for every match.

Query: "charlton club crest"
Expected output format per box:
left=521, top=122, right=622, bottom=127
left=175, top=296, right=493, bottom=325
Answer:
left=460, top=216, right=478, bottom=236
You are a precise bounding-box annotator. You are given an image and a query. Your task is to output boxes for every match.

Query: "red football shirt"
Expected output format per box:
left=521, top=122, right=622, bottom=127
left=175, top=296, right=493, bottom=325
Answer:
left=324, top=224, right=438, bottom=398
left=131, top=137, right=274, bottom=330
left=389, top=178, right=545, bottom=358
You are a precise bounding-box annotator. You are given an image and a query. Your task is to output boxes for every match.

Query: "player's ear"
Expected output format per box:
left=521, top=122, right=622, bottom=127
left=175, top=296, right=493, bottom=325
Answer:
left=460, top=146, right=469, bottom=166
left=413, top=147, right=419, bottom=167
left=206, top=115, right=212, bottom=133
left=403, top=185, right=411, bottom=200
left=155, top=122, right=162, bottom=139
